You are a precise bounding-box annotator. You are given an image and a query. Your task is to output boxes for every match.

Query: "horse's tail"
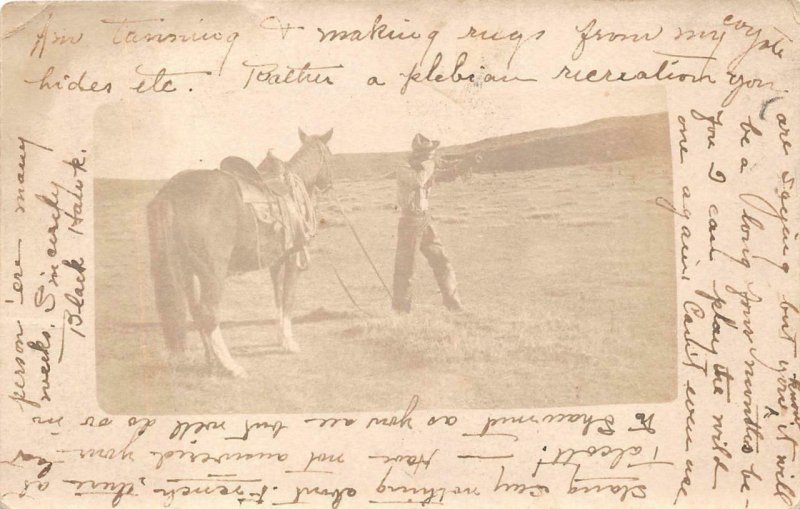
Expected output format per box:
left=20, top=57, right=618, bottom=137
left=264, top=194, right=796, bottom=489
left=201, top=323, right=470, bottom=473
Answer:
left=147, top=195, right=188, bottom=351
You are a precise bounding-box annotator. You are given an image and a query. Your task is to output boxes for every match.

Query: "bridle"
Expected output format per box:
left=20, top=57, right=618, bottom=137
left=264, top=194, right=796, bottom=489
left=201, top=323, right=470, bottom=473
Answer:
left=311, top=142, right=334, bottom=195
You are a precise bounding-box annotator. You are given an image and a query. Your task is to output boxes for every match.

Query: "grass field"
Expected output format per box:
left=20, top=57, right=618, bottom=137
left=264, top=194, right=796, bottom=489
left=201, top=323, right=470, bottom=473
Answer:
left=95, top=154, right=676, bottom=414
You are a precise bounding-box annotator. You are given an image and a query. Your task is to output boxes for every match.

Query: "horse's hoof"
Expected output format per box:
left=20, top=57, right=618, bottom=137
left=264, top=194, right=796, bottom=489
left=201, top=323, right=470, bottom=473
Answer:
left=282, top=339, right=301, bottom=354
left=222, top=364, right=248, bottom=379
left=211, top=362, right=247, bottom=379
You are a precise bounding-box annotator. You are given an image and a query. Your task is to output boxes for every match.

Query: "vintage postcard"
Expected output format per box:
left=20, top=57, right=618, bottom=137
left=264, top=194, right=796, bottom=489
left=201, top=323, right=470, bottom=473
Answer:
left=0, top=1, right=798, bottom=508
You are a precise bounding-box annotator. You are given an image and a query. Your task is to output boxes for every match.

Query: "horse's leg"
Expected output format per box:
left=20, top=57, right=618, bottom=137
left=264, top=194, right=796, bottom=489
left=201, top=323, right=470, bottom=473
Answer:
left=271, top=261, right=299, bottom=353
left=184, top=271, right=214, bottom=368
left=280, top=259, right=300, bottom=353
left=270, top=262, right=285, bottom=347
left=205, top=326, right=246, bottom=378
left=196, top=257, right=247, bottom=378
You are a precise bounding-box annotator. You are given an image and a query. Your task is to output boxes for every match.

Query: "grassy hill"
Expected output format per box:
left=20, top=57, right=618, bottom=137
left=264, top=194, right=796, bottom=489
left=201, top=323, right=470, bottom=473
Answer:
left=330, top=112, right=670, bottom=181
left=95, top=112, right=670, bottom=190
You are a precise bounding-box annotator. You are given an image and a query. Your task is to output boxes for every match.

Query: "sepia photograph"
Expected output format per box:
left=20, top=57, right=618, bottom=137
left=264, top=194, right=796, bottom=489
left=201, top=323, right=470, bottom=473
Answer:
left=94, top=85, right=676, bottom=414
left=4, top=2, right=799, bottom=507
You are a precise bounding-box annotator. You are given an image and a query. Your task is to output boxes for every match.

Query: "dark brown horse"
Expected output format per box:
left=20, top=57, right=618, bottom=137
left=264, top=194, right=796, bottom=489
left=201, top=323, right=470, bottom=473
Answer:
left=147, top=129, right=333, bottom=377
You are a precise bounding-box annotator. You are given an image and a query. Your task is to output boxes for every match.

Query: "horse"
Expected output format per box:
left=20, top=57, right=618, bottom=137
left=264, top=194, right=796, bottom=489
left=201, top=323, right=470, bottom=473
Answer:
left=146, top=128, right=334, bottom=378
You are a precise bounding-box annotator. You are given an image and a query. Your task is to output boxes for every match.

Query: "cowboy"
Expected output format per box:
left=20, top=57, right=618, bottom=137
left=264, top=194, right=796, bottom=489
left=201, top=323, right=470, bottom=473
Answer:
left=392, top=133, right=464, bottom=313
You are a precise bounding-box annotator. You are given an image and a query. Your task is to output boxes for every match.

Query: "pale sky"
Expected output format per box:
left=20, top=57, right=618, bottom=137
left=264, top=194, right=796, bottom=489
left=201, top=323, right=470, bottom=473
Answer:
left=94, top=84, right=666, bottom=179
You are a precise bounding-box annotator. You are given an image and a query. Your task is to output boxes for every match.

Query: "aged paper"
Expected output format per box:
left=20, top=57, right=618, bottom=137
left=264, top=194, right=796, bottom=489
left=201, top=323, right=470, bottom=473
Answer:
left=0, top=0, right=798, bottom=507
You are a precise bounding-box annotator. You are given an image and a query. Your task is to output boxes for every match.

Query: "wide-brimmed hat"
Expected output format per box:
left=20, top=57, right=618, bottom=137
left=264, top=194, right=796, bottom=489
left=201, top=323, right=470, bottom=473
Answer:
left=411, top=133, right=440, bottom=154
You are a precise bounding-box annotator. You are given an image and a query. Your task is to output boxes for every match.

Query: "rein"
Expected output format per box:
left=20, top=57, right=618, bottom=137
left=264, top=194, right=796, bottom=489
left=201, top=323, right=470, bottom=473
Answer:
left=333, top=193, right=393, bottom=302
left=276, top=142, right=391, bottom=312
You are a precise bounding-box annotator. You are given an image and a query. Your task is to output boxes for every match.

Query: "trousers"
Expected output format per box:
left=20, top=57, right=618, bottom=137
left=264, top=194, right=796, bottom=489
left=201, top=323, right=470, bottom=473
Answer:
left=392, top=213, right=461, bottom=312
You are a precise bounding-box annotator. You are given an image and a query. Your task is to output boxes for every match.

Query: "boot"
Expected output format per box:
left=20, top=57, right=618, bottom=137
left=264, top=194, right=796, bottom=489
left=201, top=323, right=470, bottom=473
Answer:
left=392, top=298, right=411, bottom=314
left=443, top=291, right=464, bottom=312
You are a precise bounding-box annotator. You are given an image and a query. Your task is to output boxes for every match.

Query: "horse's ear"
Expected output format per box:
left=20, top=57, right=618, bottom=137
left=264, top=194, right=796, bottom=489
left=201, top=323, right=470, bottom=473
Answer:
left=298, top=128, right=309, bottom=144
left=320, top=128, right=333, bottom=145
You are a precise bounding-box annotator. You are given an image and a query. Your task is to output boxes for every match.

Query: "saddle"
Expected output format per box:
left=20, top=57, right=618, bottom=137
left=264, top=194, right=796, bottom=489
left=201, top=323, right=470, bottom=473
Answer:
left=220, top=152, right=291, bottom=197
left=219, top=153, right=315, bottom=271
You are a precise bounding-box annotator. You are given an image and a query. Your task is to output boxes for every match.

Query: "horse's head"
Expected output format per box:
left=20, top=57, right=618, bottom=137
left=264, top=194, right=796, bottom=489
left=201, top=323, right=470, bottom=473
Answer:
left=289, top=128, right=334, bottom=194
